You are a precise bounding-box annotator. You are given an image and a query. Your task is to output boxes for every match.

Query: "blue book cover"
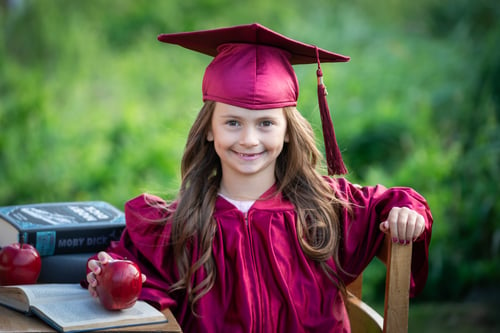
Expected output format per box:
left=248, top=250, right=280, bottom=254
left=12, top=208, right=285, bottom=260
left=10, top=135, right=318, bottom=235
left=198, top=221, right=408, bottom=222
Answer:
left=0, top=201, right=125, bottom=256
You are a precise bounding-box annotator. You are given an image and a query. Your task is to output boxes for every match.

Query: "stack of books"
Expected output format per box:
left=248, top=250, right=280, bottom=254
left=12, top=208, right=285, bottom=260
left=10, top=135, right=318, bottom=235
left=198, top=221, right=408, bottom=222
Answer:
left=0, top=201, right=178, bottom=332
left=0, top=201, right=126, bottom=283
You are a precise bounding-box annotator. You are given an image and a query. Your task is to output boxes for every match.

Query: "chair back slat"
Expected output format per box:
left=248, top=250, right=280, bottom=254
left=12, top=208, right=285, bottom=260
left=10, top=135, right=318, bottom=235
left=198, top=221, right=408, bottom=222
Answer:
left=346, top=234, right=413, bottom=333
left=383, top=240, right=412, bottom=333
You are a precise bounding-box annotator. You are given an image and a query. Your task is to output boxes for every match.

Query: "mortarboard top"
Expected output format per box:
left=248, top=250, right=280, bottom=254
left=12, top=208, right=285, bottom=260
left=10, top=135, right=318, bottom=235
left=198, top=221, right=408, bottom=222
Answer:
left=157, top=23, right=349, bottom=175
left=157, top=23, right=349, bottom=65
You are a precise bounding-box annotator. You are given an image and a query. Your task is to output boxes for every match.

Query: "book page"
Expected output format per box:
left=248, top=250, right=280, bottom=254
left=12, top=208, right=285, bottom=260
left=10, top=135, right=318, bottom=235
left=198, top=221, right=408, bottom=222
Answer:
left=0, top=287, right=30, bottom=312
left=18, top=284, right=89, bottom=304
left=0, top=284, right=88, bottom=313
left=32, top=298, right=167, bottom=332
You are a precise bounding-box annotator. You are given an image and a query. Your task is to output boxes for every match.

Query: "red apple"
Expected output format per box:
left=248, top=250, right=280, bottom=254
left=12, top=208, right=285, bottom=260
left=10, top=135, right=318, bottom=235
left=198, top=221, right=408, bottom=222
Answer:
left=95, top=259, right=142, bottom=310
left=0, top=242, right=42, bottom=285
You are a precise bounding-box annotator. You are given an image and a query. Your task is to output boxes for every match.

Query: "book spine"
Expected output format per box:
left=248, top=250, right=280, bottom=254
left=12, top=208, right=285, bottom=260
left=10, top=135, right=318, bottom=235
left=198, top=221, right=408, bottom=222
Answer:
left=21, top=226, right=124, bottom=256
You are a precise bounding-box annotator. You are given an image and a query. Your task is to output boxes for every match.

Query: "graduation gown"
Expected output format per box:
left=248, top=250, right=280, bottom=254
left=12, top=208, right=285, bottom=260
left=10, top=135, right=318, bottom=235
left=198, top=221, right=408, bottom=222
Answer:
left=93, top=177, right=433, bottom=333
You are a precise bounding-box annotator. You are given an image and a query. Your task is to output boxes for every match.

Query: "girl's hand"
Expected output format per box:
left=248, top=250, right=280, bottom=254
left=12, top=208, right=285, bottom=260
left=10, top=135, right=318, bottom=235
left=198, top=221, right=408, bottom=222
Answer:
left=86, top=251, right=146, bottom=297
left=87, top=251, right=113, bottom=297
left=379, top=207, right=425, bottom=245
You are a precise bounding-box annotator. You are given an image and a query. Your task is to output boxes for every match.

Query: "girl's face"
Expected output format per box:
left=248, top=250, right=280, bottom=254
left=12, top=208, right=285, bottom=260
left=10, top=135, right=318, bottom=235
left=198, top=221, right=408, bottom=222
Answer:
left=207, top=102, right=289, bottom=183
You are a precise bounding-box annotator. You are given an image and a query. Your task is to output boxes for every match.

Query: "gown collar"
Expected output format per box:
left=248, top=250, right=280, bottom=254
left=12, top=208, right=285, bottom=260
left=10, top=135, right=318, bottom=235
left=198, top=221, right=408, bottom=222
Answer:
left=214, top=183, right=295, bottom=215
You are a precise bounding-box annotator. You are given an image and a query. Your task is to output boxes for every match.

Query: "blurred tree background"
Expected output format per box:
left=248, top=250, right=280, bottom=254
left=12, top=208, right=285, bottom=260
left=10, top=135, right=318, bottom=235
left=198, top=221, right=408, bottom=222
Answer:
left=1, top=0, right=499, bottom=331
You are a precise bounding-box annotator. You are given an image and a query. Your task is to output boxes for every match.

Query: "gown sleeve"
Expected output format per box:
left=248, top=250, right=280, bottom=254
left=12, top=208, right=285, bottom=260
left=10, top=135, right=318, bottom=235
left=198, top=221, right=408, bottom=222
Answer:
left=86, top=194, right=179, bottom=310
left=333, top=177, right=433, bottom=297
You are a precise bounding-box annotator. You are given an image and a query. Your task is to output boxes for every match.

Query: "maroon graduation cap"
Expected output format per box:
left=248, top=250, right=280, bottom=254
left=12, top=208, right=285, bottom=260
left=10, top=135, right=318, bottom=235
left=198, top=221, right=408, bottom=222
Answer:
left=158, top=23, right=349, bottom=175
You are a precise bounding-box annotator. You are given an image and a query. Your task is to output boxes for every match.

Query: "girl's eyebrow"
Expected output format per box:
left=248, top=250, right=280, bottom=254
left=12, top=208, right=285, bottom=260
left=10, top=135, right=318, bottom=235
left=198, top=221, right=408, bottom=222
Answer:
left=220, top=114, right=278, bottom=122
left=218, top=114, right=244, bottom=122
left=219, top=114, right=279, bottom=120
left=219, top=114, right=242, bottom=118
left=255, top=115, right=283, bottom=122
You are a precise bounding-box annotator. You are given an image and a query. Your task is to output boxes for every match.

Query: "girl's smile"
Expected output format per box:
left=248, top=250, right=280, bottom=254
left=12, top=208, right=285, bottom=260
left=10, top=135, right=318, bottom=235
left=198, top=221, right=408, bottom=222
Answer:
left=234, top=151, right=264, bottom=161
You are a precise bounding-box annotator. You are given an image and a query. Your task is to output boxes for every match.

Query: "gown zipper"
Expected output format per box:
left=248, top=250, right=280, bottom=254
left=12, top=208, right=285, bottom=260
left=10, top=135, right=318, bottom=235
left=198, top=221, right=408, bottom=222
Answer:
left=244, top=210, right=264, bottom=332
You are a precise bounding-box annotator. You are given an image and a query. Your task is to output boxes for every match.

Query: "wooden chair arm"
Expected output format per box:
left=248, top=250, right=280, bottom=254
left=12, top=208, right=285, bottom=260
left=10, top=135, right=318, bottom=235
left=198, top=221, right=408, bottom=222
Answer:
left=345, top=294, right=383, bottom=332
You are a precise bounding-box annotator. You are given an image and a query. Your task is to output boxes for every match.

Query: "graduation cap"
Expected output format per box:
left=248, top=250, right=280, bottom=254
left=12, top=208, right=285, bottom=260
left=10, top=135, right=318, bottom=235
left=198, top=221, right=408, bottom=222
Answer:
left=158, top=23, right=349, bottom=175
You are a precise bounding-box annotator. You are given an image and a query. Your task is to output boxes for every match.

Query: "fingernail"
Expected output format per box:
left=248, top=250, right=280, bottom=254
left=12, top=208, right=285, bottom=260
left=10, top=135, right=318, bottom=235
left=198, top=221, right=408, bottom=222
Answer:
left=392, top=237, right=398, bottom=243
left=399, top=239, right=406, bottom=245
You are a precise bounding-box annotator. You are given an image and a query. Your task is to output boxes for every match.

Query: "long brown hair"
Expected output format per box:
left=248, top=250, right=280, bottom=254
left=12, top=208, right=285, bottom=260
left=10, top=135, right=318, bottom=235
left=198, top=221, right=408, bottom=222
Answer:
left=169, top=101, right=348, bottom=310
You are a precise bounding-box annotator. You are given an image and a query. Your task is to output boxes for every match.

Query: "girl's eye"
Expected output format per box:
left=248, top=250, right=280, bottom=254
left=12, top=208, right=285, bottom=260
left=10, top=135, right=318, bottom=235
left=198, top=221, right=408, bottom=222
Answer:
left=226, top=120, right=240, bottom=127
left=260, top=120, right=273, bottom=127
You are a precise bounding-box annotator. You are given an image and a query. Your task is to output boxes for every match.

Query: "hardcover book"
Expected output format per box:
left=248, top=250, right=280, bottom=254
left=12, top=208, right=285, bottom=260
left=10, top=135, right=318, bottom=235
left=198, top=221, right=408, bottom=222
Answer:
left=0, top=201, right=125, bottom=256
left=0, top=283, right=167, bottom=332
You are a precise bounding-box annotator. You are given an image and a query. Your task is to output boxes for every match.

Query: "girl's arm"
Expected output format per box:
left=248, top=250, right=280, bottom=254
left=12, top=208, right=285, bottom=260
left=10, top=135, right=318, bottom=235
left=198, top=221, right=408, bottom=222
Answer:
left=84, top=194, right=179, bottom=310
left=333, top=177, right=433, bottom=297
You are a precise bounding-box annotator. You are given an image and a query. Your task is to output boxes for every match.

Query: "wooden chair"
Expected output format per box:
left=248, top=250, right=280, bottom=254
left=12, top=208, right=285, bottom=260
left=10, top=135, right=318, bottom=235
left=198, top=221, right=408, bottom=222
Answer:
left=346, top=234, right=413, bottom=333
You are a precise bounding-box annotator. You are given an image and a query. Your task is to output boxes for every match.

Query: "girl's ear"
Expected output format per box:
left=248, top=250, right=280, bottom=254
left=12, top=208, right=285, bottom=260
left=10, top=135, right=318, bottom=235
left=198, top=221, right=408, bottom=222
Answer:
left=207, top=130, right=214, bottom=141
left=284, top=132, right=290, bottom=143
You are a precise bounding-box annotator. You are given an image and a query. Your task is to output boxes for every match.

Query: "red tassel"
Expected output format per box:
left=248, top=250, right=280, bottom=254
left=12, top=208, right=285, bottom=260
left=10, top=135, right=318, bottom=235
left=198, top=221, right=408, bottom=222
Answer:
left=316, top=67, right=347, bottom=176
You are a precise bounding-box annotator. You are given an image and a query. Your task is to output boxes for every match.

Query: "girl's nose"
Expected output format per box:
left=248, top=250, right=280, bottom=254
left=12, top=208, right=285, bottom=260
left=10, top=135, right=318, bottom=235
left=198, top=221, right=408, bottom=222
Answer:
left=239, top=127, right=259, bottom=146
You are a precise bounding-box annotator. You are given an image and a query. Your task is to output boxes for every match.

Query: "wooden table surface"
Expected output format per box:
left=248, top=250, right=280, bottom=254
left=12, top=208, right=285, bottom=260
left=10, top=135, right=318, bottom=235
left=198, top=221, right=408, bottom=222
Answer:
left=0, top=304, right=182, bottom=332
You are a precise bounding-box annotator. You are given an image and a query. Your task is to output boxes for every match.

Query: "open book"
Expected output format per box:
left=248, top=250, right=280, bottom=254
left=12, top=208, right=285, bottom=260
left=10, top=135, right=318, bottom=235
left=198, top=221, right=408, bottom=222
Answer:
left=0, top=283, right=167, bottom=332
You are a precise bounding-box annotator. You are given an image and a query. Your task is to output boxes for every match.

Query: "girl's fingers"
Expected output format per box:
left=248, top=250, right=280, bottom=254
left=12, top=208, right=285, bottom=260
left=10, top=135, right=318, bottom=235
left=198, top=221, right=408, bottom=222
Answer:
left=387, top=207, right=424, bottom=245
left=86, top=272, right=98, bottom=297
left=379, top=221, right=390, bottom=233
left=87, top=252, right=113, bottom=277
left=88, top=259, right=101, bottom=275
left=395, top=208, right=409, bottom=244
left=414, top=214, right=426, bottom=241
left=387, top=207, right=406, bottom=243
left=89, top=252, right=147, bottom=287
left=405, top=213, right=417, bottom=244
left=97, top=251, right=113, bottom=264
left=86, top=272, right=96, bottom=286
left=384, top=207, right=426, bottom=245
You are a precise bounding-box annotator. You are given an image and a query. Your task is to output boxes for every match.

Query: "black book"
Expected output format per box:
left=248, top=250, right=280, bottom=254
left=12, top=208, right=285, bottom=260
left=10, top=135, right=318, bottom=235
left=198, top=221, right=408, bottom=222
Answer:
left=0, top=201, right=125, bottom=256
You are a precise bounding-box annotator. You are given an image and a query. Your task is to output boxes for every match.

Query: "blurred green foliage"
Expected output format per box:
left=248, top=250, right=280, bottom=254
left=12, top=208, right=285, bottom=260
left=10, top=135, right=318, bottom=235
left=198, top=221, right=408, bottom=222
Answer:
left=1, top=0, right=498, bottom=302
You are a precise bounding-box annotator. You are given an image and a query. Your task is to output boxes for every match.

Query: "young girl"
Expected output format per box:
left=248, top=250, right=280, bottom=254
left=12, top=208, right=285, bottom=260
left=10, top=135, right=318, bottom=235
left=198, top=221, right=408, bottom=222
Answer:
left=86, top=23, right=432, bottom=332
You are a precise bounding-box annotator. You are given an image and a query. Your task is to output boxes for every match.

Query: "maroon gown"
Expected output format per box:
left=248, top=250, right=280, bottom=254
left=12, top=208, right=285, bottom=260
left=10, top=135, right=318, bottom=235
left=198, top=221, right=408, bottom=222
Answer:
left=89, top=177, right=433, bottom=332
